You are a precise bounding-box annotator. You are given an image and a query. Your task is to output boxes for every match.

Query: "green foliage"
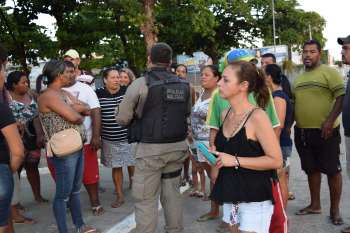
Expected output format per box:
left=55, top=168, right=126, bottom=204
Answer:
left=0, top=3, right=56, bottom=72
left=1, top=0, right=327, bottom=72
left=256, top=0, right=326, bottom=53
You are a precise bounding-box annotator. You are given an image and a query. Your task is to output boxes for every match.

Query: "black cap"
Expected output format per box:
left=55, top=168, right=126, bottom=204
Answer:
left=338, top=35, right=350, bottom=45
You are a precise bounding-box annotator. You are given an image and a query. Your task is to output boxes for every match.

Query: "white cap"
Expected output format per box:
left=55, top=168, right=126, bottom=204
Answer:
left=76, top=74, right=94, bottom=84
left=64, top=49, right=80, bottom=59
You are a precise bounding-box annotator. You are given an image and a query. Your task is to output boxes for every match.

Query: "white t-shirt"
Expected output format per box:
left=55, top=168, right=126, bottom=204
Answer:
left=63, top=81, right=100, bottom=144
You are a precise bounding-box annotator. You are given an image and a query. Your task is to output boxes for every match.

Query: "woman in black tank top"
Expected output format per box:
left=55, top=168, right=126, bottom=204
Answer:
left=210, top=61, right=282, bottom=233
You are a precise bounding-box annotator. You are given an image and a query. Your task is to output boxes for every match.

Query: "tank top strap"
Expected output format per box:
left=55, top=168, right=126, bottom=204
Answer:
left=222, top=107, right=232, bottom=125
left=242, top=107, right=260, bottom=127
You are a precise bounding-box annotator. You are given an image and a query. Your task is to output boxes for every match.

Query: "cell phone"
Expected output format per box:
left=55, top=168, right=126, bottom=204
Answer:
left=195, top=142, right=217, bottom=165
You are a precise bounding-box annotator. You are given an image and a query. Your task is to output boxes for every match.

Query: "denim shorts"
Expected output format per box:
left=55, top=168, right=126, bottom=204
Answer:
left=231, top=200, right=273, bottom=233
left=0, top=164, right=14, bottom=226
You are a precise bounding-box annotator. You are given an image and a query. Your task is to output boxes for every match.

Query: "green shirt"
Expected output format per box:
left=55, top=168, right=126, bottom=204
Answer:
left=206, top=89, right=280, bottom=129
left=293, top=64, right=345, bottom=128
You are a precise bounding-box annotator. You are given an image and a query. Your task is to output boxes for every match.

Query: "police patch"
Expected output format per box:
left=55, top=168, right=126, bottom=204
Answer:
left=164, top=87, right=186, bottom=102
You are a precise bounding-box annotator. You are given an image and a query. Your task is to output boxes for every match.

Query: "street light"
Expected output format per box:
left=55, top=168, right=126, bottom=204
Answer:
left=272, top=0, right=276, bottom=53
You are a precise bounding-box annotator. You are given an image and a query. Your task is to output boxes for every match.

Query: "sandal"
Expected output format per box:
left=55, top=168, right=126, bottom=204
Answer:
left=196, top=191, right=204, bottom=198
left=197, top=213, right=219, bottom=222
left=13, top=216, right=36, bottom=225
left=111, top=200, right=125, bottom=208
left=202, top=193, right=209, bottom=201
left=35, top=197, right=49, bottom=203
left=15, top=203, right=26, bottom=212
left=77, top=225, right=100, bottom=233
left=189, top=190, right=199, bottom=197
left=341, top=226, right=350, bottom=233
left=91, top=205, right=104, bottom=216
left=288, top=192, right=296, bottom=200
left=295, top=207, right=321, bottom=215
left=330, top=215, right=344, bottom=226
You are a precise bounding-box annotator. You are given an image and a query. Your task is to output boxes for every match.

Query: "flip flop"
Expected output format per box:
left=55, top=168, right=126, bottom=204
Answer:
left=202, top=194, right=210, bottom=201
left=35, top=197, right=49, bottom=203
left=111, top=200, right=125, bottom=208
left=15, top=203, right=26, bottom=212
left=13, top=217, right=36, bottom=225
left=91, top=205, right=105, bottom=216
left=341, top=226, right=350, bottom=233
left=295, top=208, right=321, bottom=215
left=196, top=191, right=205, bottom=198
left=77, top=225, right=100, bottom=233
left=288, top=192, right=296, bottom=200
left=330, top=215, right=344, bottom=226
left=197, top=213, right=219, bottom=222
left=189, top=190, right=199, bottom=197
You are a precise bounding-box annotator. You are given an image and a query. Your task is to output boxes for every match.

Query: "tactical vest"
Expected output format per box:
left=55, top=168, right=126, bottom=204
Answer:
left=134, top=69, right=190, bottom=143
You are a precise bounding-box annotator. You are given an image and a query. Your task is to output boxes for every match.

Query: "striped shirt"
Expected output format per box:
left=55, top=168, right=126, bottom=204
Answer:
left=96, top=87, right=128, bottom=142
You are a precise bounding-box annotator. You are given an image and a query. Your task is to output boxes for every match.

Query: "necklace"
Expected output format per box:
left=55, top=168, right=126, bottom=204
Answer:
left=224, top=108, right=254, bottom=141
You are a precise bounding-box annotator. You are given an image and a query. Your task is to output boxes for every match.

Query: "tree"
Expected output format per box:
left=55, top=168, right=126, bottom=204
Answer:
left=0, top=2, right=55, bottom=72
left=254, top=0, right=326, bottom=59
left=157, top=0, right=261, bottom=62
left=141, top=0, right=157, bottom=51
left=1, top=0, right=326, bottom=72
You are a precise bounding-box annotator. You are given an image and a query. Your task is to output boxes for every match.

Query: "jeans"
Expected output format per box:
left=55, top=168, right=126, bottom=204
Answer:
left=49, top=150, right=85, bottom=233
left=0, top=164, right=14, bottom=227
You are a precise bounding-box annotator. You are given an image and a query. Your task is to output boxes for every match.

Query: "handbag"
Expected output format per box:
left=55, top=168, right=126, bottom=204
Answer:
left=39, top=115, right=83, bottom=157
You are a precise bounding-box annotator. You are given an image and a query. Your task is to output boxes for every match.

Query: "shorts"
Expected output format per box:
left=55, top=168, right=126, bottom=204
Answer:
left=0, top=164, right=14, bottom=227
left=281, top=146, right=292, bottom=168
left=295, top=126, right=341, bottom=176
left=230, top=200, right=273, bottom=233
left=83, top=144, right=99, bottom=185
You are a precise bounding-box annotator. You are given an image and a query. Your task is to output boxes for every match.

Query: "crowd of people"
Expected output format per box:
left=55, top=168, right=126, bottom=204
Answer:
left=1, top=35, right=350, bottom=233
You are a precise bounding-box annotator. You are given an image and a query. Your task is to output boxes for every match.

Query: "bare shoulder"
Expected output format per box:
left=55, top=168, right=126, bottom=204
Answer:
left=38, top=89, right=60, bottom=103
left=249, top=108, right=271, bottom=126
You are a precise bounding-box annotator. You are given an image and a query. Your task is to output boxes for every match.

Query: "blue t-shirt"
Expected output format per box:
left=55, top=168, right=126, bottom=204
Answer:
left=272, top=90, right=293, bottom=147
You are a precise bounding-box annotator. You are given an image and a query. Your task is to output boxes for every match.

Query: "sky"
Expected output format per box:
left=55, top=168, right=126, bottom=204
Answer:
left=297, top=0, right=350, bottom=60
left=14, top=0, right=350, bottom=61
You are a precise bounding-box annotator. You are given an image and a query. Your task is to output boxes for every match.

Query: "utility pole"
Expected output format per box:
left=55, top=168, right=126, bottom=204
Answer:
left=309, top=24, right=312, bottom=40
left=272, top=0, right=276, bottom=53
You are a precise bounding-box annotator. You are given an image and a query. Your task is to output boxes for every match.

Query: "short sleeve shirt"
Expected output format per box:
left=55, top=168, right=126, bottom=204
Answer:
left=63, top=81, right=100, bottom=144
left=293, top=65, right=345, bottom=128
left=0, top=103, right=16, bottom=164
left=207, top=89, right=280, bottom=129
left=96, top=87, right=128, bottom=142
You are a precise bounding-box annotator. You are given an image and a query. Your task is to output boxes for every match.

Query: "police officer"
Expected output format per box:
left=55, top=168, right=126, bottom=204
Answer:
left=116, top=42, right=191, bottom=233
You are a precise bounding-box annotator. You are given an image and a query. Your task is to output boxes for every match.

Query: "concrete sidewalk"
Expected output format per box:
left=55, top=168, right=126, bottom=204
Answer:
left=14, top=139, right=350, bottom=233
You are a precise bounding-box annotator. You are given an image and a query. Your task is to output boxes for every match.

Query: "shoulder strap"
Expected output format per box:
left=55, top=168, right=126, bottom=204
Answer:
left=242, top=107, right=259, bottom=127
left=222, top=107, right=231, bottom=125
left=38, top=114, right=49, bottom=140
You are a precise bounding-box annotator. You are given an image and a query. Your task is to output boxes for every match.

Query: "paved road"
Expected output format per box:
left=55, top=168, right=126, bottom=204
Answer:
left=14, top=138, right=350, bottom=233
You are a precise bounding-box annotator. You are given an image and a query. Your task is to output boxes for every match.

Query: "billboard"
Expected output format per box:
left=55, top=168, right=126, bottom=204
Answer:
left=258, top=45, right=289, bottom=64
left=176, top=51, right=212, bottom=73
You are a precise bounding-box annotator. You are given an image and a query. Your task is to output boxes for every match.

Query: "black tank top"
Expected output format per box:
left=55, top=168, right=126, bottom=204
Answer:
left=210, top=108, right=274, bottom=204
